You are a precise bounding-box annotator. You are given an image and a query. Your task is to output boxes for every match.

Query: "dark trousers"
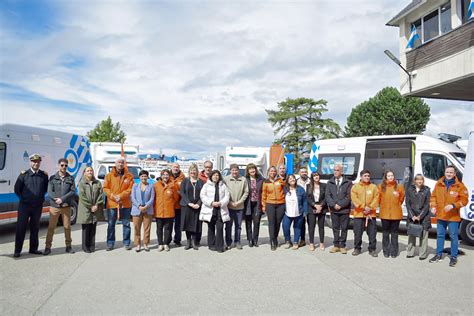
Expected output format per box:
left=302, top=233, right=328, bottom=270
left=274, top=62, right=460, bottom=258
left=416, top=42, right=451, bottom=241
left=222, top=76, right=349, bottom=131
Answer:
left=225, top=209, right=243, bottom=245
left=15, top=205, right=42, bottom=254
left=207, top=215, right=225, bottom=251
left=307, top=212, right=325, bottom=244
left=185, top=231, right=199, bottom=242
left=244, top=201, right=262, bottom=244
left=331, top=212, right=349, bottom=248
left=266, top=203, right=285, bottom=247
left=82, top=223, right=97, bottom=252
left=382, top=219, right=400, bottom=256
left=156, top=218, right=173, bottom=245
left=173, top=208, right=181, bottom=243
left=353, top=217, right=377, bottom=252
left=300, top=218, right=306, bottom=241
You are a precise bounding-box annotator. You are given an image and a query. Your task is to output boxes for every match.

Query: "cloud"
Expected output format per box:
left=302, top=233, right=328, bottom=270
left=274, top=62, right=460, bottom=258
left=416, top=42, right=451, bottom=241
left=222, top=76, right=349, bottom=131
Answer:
left=1, top=0, right=472, bottom=158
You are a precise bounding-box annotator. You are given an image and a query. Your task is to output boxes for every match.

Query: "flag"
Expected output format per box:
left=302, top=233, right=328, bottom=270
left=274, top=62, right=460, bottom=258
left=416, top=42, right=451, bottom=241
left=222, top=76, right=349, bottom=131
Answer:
left=468, top=0, right=474, bottom=20
left=406, top=24, right=420, bottom=49
left=120, top=141, right=128, bottom=172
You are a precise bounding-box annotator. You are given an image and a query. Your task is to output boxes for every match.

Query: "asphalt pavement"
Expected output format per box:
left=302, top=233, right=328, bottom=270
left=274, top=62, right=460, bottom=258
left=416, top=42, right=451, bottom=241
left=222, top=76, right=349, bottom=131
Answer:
left=1, top=219, right=473, bottom=315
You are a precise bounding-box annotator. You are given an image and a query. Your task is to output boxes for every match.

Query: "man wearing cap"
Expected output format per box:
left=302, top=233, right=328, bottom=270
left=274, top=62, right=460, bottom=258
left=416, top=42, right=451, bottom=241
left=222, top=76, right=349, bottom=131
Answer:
left=43, top=158, right=76, bottom=255
left=13, top=154, right=49, bottom=257
left=103, top=157, right=134, bottom=251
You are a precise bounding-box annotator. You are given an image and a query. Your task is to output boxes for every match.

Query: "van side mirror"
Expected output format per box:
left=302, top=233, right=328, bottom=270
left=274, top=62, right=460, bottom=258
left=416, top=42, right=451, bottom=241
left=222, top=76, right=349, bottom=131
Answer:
left=98, top=174, right=105, bottom=180
left=150, top=174, right=156, bottom=179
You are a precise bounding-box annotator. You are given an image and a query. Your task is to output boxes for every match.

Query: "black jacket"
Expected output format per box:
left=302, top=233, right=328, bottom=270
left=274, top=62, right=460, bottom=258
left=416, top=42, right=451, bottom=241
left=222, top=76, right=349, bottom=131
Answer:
left=14, top=169, right=49, bottom=207
left=405, top=184, right=431, bottom=230
left=244, top=175, right=264, bottom=216
left=307, top=182, right=327, bottom=214
left=325, top=177, right=353, bottom=215
left=48, top=172, right=76, bottom=208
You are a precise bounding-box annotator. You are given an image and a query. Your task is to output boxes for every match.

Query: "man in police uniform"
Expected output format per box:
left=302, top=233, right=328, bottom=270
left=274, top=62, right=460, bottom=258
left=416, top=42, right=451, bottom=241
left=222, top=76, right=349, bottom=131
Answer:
left=13, top=154, right=49, bottom=257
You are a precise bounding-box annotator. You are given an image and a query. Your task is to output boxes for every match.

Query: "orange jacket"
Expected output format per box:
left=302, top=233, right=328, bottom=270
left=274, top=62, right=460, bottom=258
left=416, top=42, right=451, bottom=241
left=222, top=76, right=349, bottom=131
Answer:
left=154, top=180, right=179, bottom=218
left=103, top=167, right=134, bottom=209
left=261, top=178, right=285, bottom=211
left=351, top=181, right=379, bottom=218
left=378, top=182, right=405, bottom=220
left=171, top=171, right=186, bottom=209
left=430, top=177, right=468, bottom=222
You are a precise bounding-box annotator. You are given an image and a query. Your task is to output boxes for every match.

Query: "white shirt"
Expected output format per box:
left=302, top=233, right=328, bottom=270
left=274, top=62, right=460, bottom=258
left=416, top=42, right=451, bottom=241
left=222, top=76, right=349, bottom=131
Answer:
left=285, top=189, right=299, bottom=217
left=313, top=186, right=320, bottom=202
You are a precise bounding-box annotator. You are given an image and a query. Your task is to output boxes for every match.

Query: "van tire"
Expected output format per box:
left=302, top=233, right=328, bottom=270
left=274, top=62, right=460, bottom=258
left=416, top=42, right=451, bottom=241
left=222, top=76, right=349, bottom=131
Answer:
left=460, top=220, right=474, bottom=246
left=70, top=200, right=78, bottom=225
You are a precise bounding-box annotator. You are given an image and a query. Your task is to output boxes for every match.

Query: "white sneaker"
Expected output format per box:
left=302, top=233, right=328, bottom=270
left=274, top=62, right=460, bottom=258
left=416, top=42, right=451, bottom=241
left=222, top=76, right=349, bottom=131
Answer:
left=135, top=246, right=141, bottom=252
left=164, top=245, right=170, bottom=252
left=158, top=245, right=164, bottom=252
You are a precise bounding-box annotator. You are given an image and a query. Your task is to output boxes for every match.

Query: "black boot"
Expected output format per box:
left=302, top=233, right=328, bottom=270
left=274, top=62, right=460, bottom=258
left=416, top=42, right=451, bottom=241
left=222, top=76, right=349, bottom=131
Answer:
left=184, top=240, right=192, bottom=250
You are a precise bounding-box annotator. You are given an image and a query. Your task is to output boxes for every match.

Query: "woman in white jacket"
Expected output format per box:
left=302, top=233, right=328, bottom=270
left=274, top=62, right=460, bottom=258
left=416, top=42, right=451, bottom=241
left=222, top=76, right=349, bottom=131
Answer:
left=200, top=170, right=230, bottom=253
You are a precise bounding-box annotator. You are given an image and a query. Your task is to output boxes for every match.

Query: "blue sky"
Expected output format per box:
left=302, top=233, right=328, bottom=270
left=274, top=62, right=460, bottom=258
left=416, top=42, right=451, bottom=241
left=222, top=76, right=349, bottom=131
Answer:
left=0, top=0, right=472, bottom=157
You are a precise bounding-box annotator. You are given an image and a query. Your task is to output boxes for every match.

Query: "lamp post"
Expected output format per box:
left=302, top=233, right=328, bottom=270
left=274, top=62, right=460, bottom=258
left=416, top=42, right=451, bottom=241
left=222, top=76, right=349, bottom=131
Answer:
left=384, top=49, right=412, bottom=92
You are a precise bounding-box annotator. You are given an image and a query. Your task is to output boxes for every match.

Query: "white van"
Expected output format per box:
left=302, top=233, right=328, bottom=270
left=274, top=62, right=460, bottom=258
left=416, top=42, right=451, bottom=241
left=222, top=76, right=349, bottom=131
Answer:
left=309, top=133, right=472, bottom=245
left=0, top=124, right=92, bottom=225
left=221, top=146, right=269, bottom=177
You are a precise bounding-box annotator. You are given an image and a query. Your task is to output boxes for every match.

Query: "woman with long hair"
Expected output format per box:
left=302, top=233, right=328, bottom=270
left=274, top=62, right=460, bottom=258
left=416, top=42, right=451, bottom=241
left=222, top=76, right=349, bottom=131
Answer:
left=378, top=170, right=405, bottom=258
left=306, top=172, right=327, bottom=251
left=243, top=163, right=264, bottom=247
left=282, top=174, right=307, bottom=250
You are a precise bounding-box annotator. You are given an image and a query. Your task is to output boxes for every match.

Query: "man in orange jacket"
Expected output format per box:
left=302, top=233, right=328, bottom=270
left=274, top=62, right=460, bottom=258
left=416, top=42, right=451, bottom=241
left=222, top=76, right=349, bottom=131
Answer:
left=429, top=165, right=468, bottom=267
left=103, top=157, right=134, bottom=251
left=171, top=162, right=186, bottom=247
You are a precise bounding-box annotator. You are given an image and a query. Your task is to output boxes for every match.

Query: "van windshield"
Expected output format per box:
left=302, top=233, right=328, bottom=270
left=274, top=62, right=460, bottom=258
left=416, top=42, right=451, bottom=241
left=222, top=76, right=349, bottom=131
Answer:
left=108, top=166, right=141, bottom=178
left=451, top=152, right=465, bottom=168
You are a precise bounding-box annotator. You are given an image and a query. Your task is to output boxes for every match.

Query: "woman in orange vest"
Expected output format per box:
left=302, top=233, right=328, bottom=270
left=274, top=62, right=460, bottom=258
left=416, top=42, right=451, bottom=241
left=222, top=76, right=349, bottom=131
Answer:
left=261, top=166, right=286, bottom=251
left=429, top=165, right=468, bottom=267
left=154, top=169, right=179, bottom=252
left=378, top=170, right=405, bottom=258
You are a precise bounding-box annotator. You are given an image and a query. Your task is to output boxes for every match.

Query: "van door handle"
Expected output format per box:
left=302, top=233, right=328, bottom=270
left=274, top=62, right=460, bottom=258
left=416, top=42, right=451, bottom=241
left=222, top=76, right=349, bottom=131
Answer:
left=0, top=179, right=8, bottom=184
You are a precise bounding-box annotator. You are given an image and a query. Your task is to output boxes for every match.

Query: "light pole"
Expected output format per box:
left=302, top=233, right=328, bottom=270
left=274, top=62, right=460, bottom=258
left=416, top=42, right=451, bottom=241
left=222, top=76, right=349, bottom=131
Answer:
left=384, top=49, right=412, bottom=92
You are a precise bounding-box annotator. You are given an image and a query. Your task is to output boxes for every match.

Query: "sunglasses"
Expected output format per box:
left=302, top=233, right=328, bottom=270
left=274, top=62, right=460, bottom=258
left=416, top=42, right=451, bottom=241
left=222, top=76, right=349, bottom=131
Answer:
left=60, top=164, right=68, bottom=167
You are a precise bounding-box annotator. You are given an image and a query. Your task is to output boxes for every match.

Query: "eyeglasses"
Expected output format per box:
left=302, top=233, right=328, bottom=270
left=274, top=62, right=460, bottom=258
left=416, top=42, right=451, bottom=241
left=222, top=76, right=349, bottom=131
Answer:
left=60, top=164, right=68, bottom=167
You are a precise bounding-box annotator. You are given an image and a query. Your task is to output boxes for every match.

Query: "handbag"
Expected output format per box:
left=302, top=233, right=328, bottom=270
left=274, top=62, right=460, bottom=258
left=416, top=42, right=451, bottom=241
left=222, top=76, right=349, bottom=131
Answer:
left=407, top=222, right=423, bottom=237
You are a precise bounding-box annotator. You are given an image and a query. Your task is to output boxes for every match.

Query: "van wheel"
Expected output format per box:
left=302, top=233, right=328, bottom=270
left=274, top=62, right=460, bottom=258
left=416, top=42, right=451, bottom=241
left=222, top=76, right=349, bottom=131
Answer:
left=460, top=220, right=474, bottom=246
left=70, top=200, right=78, bottom=225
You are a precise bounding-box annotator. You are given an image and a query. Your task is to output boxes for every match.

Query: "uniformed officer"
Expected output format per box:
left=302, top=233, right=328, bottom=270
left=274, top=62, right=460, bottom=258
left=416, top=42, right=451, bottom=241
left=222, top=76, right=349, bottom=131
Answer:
left=13, top=153, right=49, bottom=257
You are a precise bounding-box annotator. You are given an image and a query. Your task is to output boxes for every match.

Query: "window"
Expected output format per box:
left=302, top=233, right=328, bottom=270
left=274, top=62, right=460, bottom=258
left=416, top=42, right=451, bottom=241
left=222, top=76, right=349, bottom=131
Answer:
left=407, top=2, right=454, bottom=49
left=108, top=166, right=141, bottom=178
left=423, top=10, right=439, bottom=42
left=440, top=3, right=452, bottom=33
left=97, top=166, right=107, bottom=179
left=318, top=154, right=360, bottom=181
left=421, top=153, right=460, bottom=181
left=450, top=152, right=466, bottom=167
left=461, top=0, right=472, bottom=23
left=0, top=142, right=6, bottom=170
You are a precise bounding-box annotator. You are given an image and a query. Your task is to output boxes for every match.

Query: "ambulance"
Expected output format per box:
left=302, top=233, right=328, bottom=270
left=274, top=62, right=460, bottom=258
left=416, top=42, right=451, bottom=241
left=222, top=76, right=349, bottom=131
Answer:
left=309, top=133, right=473, bottom=245
left=0, top=124, right=92, bottom=225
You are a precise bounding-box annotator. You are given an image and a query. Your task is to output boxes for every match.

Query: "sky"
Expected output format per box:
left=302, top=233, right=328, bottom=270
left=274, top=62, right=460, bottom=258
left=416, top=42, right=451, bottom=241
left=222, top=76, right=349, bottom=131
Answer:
left=1, top=0, right=472, bottom=158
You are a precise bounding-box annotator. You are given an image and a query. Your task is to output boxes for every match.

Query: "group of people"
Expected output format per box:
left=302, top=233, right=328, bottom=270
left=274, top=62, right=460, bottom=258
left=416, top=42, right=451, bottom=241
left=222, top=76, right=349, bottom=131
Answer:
left=13, top=153, right=468, bottom=267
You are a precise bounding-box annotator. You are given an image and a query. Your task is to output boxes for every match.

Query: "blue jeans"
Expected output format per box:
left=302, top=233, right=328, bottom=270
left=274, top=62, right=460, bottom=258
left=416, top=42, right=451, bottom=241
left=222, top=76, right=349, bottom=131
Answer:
left=107, top=208, right=131, bottom=247
left=282, top=213, right=304, bottom=243
left=436, top=219, right=459, bottom=258
left=225, top=209, right=243, bottom=245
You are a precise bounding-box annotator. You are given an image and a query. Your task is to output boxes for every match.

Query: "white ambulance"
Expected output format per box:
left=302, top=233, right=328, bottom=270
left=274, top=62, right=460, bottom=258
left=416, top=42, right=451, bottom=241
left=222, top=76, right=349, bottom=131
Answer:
left=309, top=133, right=472, bottom=245
left=0, top=124, right=92, bottom=225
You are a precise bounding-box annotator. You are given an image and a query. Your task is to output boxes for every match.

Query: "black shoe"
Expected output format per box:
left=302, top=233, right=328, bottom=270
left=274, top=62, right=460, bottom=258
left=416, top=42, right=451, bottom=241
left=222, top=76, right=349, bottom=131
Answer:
left=13, top=252, right=21, bottom=258
left=106, top=246, right=113, bottom=251
left=66, top=246, right=75, bottom=254
left=209, top=247, right=216, bottom=252
left=369, top=251, right=378, bottom=258
left=449, top=257, right=457, bottom=267
left=391, top=255, right=397, bottom=258
left=195, top=241, right=201, bottom=247
left=406, top=255, right=414, bottom=258
left=89, top=248, right=95, bottom=253
left=352, top=249, right=361, bottom=256
left=184, top=241, right=192, bottom=250
left=429, top=254, right=443, bottom=263
left=271, top=245, right=277, bottom=251
left=249, top=240, right=254, bottom=248
left=192, top=241, right=199, bottom=251
left=217, top=248, right=225, bottom=253
left=43, top=248, right=51, bottom=256
left=383, top=254, right=389, bottom=258
left=84, top=249, right=91, bottom=253
left=174, top=241, right=182, bottom=247
left=254, top=241, right=259, bottom=247
left=29, top=250, right=43, bottom=255
left=419, top=256, right=427, bottom=261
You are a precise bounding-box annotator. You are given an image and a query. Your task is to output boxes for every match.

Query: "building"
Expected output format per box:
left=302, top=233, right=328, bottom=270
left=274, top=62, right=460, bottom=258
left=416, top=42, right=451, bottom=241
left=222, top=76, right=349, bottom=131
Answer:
left=387, top=0, right=473, bottom=101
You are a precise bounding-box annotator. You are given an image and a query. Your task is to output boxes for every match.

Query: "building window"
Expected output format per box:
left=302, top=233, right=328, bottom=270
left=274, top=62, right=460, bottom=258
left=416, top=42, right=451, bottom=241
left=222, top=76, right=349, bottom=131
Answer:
left=440, top=3, right=452, bottom=33
left=423, top=10, right=440, bottom=42
left=407, top=2, right=454, bottom=49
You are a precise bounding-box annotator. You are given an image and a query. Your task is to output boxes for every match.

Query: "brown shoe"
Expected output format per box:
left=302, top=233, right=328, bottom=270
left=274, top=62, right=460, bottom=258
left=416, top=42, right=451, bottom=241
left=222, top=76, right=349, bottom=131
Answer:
left=340, top=248, right=347, bottom=254
left=298, top=240, right=306, bottom=247
left=309, top=243, right=315, bottom=251
left=329, top=247, right=340, bottom=253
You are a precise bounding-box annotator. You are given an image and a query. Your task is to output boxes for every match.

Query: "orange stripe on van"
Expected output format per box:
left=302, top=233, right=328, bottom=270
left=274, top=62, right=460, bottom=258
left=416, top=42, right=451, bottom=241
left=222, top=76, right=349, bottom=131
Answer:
left=0, top=207, right=50, bottom=220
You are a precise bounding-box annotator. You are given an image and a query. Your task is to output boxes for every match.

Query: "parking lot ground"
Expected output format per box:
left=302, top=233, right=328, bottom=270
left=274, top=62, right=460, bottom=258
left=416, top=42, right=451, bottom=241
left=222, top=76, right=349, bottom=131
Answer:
left=1, top=220, right=473, bottom=315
